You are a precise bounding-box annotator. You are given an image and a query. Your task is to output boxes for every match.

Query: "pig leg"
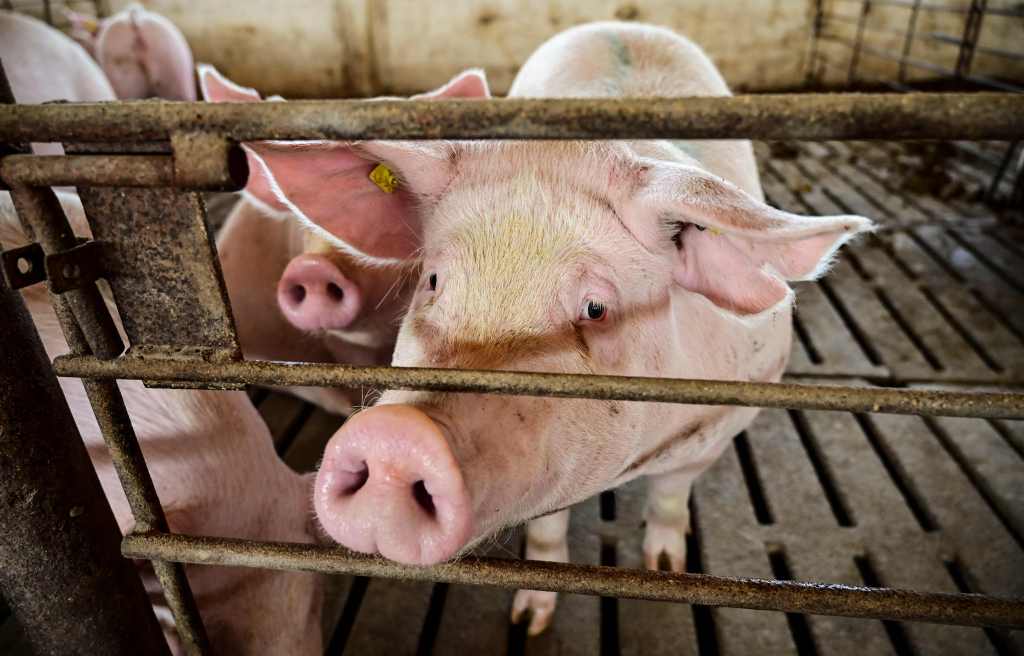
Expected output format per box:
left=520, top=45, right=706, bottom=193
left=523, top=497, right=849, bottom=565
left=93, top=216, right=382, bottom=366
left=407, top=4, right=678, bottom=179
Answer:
left=643, top=469, right=697, bottom=571
left=510, top=508, right=570, bottom=636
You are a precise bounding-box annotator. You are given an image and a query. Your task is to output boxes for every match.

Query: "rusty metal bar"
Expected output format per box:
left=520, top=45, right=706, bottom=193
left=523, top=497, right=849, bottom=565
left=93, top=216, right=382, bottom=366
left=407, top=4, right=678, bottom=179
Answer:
left=8, top=184, right=211, bottom=655
left=1, top=93, right=1022, bottom=142
left=52, top=355, right=1024, bottom=419
left=123, top=532, right=1024, bottom=630
left=0, top=242, right=171, bottom=656
left=954, top=0, right=987, bottom=78
left=833, top=0, right=1023, bottom=15
left=0, top=151, right=246, bottom=190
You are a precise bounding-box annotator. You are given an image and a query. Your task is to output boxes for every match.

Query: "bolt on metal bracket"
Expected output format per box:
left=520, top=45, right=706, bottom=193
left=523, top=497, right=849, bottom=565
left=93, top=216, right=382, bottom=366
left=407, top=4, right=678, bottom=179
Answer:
left=1, top=242, right=45, bottom=289
left=2, top=239, right=107, bottom=293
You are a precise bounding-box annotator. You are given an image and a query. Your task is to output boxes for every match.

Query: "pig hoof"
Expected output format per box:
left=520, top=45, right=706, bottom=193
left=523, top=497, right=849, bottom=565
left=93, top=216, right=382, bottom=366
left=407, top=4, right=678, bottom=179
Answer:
left=511, top=589, right=557, bottom=636
left=643, top=519, right=688, bottom=572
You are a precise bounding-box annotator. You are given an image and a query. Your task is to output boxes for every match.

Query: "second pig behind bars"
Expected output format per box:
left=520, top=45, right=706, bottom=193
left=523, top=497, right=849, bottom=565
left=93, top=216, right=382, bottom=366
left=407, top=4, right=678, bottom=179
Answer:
left=222, top=21, right=874, bottom=634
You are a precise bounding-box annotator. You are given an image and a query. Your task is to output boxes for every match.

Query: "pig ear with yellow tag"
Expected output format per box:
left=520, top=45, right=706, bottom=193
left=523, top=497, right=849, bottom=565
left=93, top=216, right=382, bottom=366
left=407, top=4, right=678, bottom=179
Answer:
left=369, top=164, right=399, bottom=194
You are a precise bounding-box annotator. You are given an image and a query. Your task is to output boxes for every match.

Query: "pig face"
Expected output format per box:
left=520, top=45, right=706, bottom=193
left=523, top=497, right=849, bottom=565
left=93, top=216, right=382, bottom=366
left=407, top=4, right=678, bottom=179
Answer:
left=250, top=136, right=871, bottom=565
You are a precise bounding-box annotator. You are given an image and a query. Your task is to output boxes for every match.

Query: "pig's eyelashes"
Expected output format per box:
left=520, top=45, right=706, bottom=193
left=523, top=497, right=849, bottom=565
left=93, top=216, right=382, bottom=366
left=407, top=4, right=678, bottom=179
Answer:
left=427, top=273, right=438, bottom=291
left=670, top=222, right=705, bottom=249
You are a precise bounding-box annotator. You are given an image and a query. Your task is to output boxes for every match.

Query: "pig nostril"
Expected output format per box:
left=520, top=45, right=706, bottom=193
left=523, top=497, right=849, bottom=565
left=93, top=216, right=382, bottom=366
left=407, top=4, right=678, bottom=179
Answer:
left=340, top=462, right=369, bottom=496
left=289, top=284, right=307, bottom=305
left=326, top=282, right=345, bottom=302
left=412, top=480, right=436, bottom=517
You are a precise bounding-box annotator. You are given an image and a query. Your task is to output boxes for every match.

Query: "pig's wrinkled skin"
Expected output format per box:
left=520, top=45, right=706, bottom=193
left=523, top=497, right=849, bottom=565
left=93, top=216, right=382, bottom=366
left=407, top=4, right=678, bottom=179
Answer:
left=1, top=192, right=324, bottom=655
left=201, top=65, right=490, bottom=413
left=68, top=3, right=197, bottom=101
left=240, top=21, right=873, bottom=635
left=0, top=10, right=116, bottom=155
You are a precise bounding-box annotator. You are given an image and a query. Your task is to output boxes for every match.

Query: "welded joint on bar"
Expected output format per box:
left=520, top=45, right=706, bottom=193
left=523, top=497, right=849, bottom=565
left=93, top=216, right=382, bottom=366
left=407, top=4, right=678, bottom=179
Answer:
left=170, top=131, right=248, bottom=191
left=1, top=242, right=45, bottom=289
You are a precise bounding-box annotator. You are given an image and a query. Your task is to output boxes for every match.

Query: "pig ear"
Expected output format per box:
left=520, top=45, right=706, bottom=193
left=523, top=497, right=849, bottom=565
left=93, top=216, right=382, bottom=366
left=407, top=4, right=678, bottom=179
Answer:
left=620, top=161, right=874, bottom=315
left=414, top=68, right=491, bottom=99
left=64, top=9, right=100, bottom=57
left=246, top=140, right=454, bottom=262
left=198, top=65, right=293, bottom=216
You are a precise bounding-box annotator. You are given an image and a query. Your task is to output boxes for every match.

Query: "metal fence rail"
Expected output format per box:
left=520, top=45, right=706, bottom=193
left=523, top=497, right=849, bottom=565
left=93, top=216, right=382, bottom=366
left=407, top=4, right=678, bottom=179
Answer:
left=2, top=69, right=1023, bottom=655
left=53, top=355, right=1024, bottom=420
left=123, top=532, right=1024, bottom=630
left=0, top=93, right=1022, bottom=142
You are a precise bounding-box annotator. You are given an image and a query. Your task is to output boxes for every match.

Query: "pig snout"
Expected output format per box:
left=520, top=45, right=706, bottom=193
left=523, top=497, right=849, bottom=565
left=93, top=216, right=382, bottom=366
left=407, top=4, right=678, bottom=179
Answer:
left=277, top=254, right=361, bottom=332
left=314, top=405, right=472, bottom=565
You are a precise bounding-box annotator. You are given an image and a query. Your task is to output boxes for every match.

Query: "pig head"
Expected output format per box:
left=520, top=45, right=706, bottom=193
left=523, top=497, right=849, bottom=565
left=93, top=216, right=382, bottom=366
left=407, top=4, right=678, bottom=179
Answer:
left=241, top=20, right=874, bottom=570
left=199, top=65, right=490, bottom=413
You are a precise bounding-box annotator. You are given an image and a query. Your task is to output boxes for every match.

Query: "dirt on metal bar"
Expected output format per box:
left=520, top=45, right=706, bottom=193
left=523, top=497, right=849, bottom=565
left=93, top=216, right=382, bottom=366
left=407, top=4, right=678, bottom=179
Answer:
left=0, top=93, right=1021, bottom=142
left=122, top=532, right=1024, bottom=630
left=0, top=150, right=246, bottom=190
left=53, top=355, right=1024, bottom=419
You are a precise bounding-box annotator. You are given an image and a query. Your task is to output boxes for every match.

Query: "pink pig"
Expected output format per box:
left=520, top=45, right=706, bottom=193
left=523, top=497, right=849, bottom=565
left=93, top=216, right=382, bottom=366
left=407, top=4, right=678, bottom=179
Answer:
left=67, top=3, right=196, bottom=101
left=199, top=65, right=491, bottom=413
left=1, top=191, right=324, bottom=655
left=238, top=22, right=872, bottom=633
left=0, top=10, right=116, bottom=155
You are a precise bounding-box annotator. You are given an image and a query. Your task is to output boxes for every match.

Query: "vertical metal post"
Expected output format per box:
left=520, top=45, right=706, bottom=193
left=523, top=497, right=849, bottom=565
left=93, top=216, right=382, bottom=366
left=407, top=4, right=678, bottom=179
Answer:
left=955, top=0, right=987, bottom=79
left=898, top=0, right=923, bottom=84
left=848, top=0, right=873, bottom=87
left=804, top=0, right=827, bottom=88
left=0, top=59, right=210, bottom=655
left=7, top=184, right=212, bottom=656
left=0, top=257, right=171, bottom=655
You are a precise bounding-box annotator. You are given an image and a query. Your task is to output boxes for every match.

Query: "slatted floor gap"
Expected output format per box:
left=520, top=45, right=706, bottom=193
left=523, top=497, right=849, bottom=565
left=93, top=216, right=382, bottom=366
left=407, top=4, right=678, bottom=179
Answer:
left=2, top=141, right=1021, bottom=655
left=247, top=141, right=1024, bottom=656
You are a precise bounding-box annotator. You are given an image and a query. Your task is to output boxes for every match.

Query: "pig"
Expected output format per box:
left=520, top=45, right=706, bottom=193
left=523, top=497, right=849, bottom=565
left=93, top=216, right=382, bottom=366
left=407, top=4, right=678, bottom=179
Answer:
left=198, top=64, right=491, bottom=413
left=0, top=190, right=324, bottom=654
left=66, top=3, right=196, bottom=101
left=233, top=21, right=873, bottom=634
left=0, top=10, right=116, bottom=154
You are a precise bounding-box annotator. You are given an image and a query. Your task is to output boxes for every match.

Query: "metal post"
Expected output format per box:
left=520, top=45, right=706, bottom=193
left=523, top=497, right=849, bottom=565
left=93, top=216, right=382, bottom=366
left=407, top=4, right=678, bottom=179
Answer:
left=0, top=257, right=170, bottom=655
left=955, top=0, right=987, bottom=79
left=7, top=184, right=212, bottom=655
left=898, top=0, right=923, bottom=84
left=848, top=0, right=874, bottom=86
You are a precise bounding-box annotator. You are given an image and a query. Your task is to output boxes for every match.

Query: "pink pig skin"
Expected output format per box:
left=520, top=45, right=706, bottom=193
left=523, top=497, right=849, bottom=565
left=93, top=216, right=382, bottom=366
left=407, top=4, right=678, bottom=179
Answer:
left=68, top=3, right=197, bottom=101
left=0, top=11, right=116, bottom=155
left=0, top=192, right=324, bottom=655
left=202, top=65, right=489, bottom=413
left=235, top=21, right=875, bottom=634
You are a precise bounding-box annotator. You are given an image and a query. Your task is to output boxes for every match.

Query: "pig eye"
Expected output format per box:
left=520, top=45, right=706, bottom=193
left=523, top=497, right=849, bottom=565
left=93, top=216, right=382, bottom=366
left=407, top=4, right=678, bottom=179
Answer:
left=582, top=300, right=607, bottom=322
left=427, top=273, right=437, bottom=291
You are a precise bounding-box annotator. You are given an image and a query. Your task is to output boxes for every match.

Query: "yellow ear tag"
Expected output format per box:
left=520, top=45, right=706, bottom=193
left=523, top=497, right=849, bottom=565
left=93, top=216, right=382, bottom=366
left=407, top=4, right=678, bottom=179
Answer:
left=369, top=163, right=398, bottom=194
left=708, top=227, right=722, bottom=236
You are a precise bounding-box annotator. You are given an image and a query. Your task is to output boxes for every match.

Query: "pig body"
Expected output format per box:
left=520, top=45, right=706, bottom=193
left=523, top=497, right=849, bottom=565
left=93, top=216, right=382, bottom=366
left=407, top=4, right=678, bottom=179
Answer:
left=68, top=3, right=197, bottom=100
left=0, top=192, right=324, bottom=654
left=0, top=10, right=116, bottom=155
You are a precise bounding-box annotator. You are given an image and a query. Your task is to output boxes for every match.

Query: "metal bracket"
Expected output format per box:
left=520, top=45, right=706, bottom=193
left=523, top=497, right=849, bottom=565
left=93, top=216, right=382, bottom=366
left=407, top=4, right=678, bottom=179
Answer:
left=1, top=242, right=45, bottom=289
left=45, top=239, right=105, bottom=294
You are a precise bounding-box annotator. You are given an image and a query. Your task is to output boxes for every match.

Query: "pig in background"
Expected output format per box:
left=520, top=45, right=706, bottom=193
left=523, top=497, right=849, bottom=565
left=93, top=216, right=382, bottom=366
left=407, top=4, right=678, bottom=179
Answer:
left=234, top=21, right=873, bottom=634
left=67, top=3, right=197, bottom=101
left=0, top=191, right=325, bottom=655
left=1, top=15, right=322, bottom=652
left=199, top=64, right=492, bottom=414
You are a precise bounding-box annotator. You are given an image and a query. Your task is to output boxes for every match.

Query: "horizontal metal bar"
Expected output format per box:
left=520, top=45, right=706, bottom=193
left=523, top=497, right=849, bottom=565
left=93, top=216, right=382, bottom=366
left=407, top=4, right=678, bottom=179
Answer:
left=52, top=355, right=1024, bottom=419
left=833, top=0, right=1024, bottom=16
left=927, top=31, right=1024, bottom=61
left=0, top=152, right=246, bottom=190
left=123, top=532, right=1024, bottom=629
left=1, top=94, right=1023, bottom=142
